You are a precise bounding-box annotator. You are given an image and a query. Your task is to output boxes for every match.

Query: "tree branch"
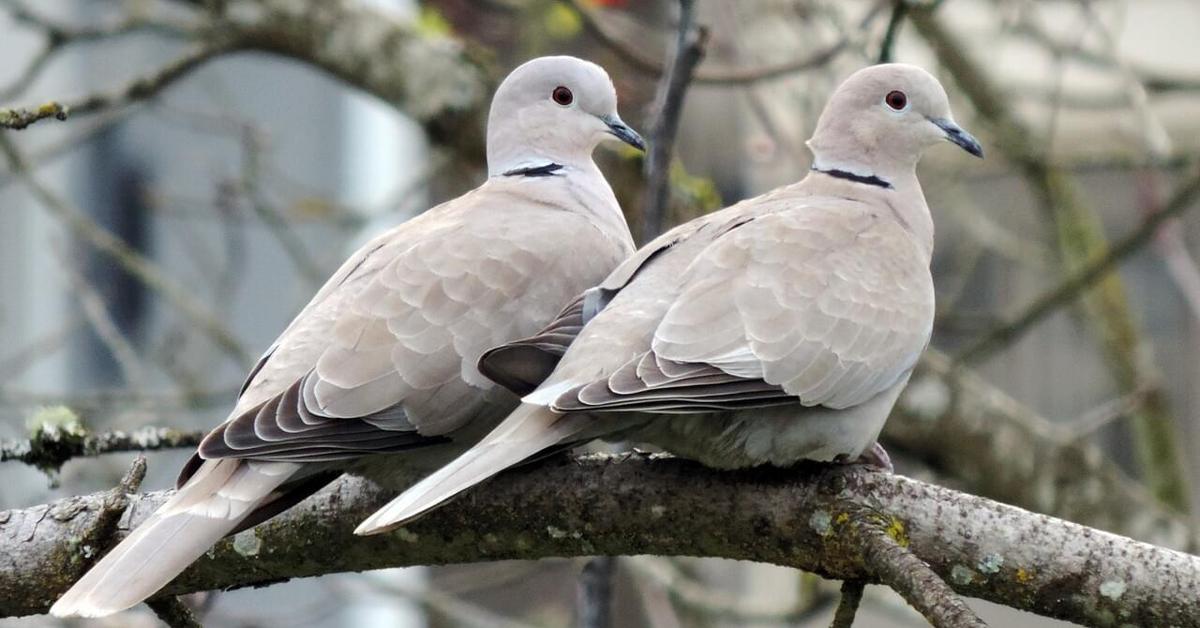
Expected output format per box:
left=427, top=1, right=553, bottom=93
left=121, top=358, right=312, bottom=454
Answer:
left=0, top=135, right=252, bottom=364
left=1, top=0, right=491, bottom=161
left=956, top=166, right=1200, bottom=365
left=891, top=349, right=1199, bottom=553
left=626, top=556, right=837, bottom=623
left=0, top=40, right=230, bottom=131
left=0, top=424, right=204, bottom=475
left=909, top=4, right=1192, bottom=513
left=0, top=102, right=68, bottom=130
left=2, top=455, right=1196, bottom=626
left=220, top=0, right=489, bottom=159
left=576, top=556, right=615, bottom=628
left=562, top=0, right=846, bottom=86
left=145, top=597, right=202, bottom=628
left=854, top=519, right=987, bottom=628
left=828, top=580, right=864, bottom=628
left=641, top=0, right=708, bottom=241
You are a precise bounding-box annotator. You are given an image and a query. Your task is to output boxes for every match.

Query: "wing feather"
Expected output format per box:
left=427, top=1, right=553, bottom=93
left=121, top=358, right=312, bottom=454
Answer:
left=548, top=203, right=933, bottom=414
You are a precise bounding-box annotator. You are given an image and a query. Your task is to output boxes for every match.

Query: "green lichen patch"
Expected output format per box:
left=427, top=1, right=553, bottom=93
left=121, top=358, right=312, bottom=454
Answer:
left=950, top=564, right=977, bottom=586
left=978, top=553, right=1003, bottom=575
left=233, top=530, right=263, bottom=557
left=809, top=510, right=833, bottom=536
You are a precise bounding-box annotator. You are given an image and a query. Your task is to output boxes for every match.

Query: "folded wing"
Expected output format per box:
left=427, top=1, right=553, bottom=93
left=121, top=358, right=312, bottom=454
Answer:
left=549, top=206, right=935, bottom=413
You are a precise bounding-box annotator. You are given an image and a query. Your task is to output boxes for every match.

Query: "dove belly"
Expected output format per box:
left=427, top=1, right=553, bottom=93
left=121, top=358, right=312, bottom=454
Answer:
left=626, top=373, right=909, bottom=469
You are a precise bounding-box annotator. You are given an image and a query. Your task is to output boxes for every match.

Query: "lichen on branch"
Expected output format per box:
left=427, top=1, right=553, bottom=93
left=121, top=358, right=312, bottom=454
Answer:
left=1, top=454, right=1196, bottom=627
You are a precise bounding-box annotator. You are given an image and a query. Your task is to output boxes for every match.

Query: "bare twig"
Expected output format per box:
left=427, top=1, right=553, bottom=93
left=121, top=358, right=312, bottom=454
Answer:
left=877, top=0, right=908, bottom=64
left=71, top=456, right=201, bottom=627
left=1059, top=385, right=1153, bottom=443
left=955, top=167, right=1200, bottom=364
left=82, top=456, right=148, bottom=554
left=69, top=42, right=235, bottom=119
left=626, top=556, right=837, bottom=624
left=563, top=0, right=843, bottom=86
left=0, top=102, right=68, bottom=130
left=238, top=128, right=325, bottom=286
left=0, top=135, right=251, bottom=363
left=1, top=425, right=205, bottom=473
left=829, top=580, right=865, bottom=628
left=0, top=1, right=194, bottom=102
left=1010, top=16, right=1200, bottom=98
left=641, top=0, right=708, bottom=241
left=54, top=243, right=150, bottom=390
left=146, top=597, right=203, bottom=628
left=0, top=316, right=84, bottom=380
left=576, top=557, right=616, bottom=628
left=1, top=41, right=230, bottom=131
left=0, top=110, right=130, bottom=192
left=342, top=575, right=538, bottom=628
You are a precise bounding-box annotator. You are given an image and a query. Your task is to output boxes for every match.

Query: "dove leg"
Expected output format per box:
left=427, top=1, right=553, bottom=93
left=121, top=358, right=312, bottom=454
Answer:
left=834, top=441, right=893, bottom=472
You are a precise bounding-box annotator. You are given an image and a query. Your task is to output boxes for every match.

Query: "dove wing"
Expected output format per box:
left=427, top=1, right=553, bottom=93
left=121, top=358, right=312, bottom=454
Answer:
left=198, top=187, right=629, bottom=464
left=552, top=202, right=934, bottom=413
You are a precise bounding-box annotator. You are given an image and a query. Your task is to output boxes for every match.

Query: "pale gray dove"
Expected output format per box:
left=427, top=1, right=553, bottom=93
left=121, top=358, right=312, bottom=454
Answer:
left=357, top=63, right=983, bottom=534
left=51, top=55, right=642, bottom=618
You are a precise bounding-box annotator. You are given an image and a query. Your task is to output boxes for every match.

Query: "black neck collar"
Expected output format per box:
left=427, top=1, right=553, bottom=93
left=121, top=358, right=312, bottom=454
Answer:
left=502, top=163, right=564, bottom=178
left=812, top=166, right=892, bottom=189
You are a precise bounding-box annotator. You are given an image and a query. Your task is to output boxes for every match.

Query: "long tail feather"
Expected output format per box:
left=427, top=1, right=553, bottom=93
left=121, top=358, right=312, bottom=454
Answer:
left=50, top=459, right=298, bottom=618
left=355, top=404, right=583, bottom=535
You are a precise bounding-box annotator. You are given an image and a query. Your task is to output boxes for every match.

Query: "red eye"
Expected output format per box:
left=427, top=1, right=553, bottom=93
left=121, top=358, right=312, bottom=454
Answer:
left=552, top=86, right=573, bottom=106
left=885, top=90, right=907, bottom=111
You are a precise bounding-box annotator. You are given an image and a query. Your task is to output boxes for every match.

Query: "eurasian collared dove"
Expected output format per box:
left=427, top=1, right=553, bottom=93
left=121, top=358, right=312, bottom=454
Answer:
left=50, top=55, right=642, bottom=618
left=356, top=63, right=983, bottom=534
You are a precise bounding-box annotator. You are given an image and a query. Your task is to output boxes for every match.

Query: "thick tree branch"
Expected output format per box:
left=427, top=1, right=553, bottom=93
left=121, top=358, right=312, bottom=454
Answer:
left=220, top=0, right=489, bottom=159
left=2, top=455, right=1196, bottom=626
left=1, top=0, right=491, bottom=161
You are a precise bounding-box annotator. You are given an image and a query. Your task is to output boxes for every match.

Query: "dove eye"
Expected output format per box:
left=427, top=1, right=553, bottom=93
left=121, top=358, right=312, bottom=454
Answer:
left=552, top=86, right=574, bottom=106
left=884, top=90, right=908, bottom=111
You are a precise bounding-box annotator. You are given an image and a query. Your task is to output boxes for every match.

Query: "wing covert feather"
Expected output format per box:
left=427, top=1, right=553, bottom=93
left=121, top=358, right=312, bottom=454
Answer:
left=549, top=202, right=934, bottom=413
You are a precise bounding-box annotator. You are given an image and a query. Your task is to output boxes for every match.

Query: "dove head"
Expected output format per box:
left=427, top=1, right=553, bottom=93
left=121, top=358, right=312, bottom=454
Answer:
left=807, top=63, right=982, bottom=182
left=486, top=56, right=645, bottom=177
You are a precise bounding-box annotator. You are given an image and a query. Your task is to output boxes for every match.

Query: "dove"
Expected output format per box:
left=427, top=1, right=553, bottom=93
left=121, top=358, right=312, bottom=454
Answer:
left=356, top=63, right=983, bottom=534
left=50, top=55, right=642, bottom=618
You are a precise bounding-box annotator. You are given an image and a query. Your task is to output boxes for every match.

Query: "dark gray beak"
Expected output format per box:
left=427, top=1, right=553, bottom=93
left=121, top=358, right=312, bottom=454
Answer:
left=930, top=117, right=983, bottom=158
left=603, top=115, right=646, bottom=152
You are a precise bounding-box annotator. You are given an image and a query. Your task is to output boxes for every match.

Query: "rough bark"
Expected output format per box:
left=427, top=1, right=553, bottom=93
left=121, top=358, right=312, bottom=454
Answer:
left=2, top=454, right=1196, bottom=627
